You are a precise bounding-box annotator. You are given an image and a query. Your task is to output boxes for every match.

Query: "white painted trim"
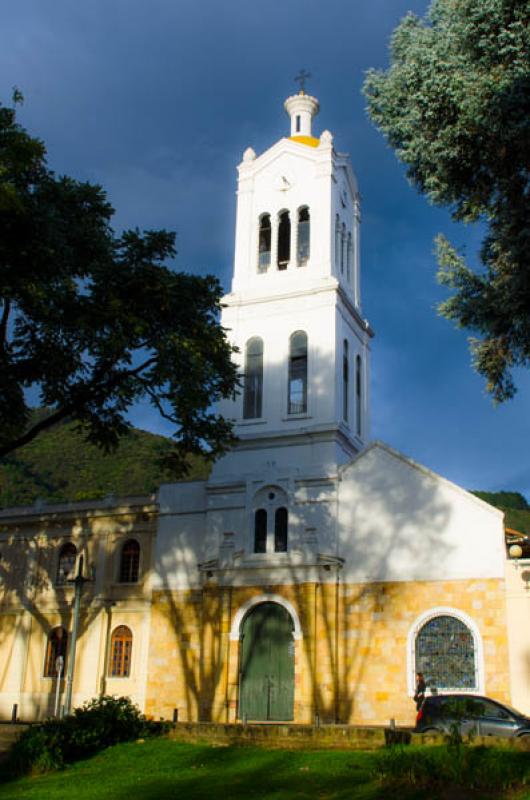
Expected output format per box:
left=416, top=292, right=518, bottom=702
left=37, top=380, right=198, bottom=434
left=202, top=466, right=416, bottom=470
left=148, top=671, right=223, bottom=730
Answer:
left=229, top=594, right=303, bottom=641
left=406, top=607, right=484, bottom=696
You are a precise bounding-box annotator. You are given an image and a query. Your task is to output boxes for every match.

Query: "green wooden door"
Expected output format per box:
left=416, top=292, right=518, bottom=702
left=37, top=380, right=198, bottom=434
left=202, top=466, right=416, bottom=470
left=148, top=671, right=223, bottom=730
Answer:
left=239, top=602, right=294, bottom=721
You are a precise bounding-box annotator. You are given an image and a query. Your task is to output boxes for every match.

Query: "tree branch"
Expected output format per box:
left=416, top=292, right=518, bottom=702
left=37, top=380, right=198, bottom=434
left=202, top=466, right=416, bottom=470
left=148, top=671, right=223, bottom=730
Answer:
left=0, top=405, right=74, bottom=458
left=0, top=299, right=11, bottom=353
left=0, top=355, right=159, bottom=459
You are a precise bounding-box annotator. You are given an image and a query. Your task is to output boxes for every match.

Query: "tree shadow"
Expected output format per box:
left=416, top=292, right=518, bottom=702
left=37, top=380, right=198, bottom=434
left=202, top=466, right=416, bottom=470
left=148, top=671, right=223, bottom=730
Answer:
left=0, top=496, right=156, bottom=720
left=149, top=428, right=455, bottom=725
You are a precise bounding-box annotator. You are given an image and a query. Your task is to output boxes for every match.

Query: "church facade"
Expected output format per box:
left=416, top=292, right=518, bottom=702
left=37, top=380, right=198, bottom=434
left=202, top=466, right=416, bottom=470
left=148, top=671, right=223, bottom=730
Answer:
left=0, top=92, right=522, bottom=726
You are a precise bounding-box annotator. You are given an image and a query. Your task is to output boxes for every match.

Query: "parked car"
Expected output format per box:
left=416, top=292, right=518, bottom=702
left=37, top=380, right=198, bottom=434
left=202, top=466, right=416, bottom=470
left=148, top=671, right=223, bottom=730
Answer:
left=415, top=694, right=530, bottom=738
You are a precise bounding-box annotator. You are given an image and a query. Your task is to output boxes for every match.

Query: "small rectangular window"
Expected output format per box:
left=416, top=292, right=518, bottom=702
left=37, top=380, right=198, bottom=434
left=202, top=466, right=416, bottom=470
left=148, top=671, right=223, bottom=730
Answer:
left=296, top=115, right=301, bottom=133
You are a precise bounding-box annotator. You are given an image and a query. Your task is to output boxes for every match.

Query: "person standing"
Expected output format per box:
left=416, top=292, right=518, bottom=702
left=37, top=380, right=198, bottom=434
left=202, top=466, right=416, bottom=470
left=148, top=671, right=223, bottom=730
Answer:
left=414, top=672, right=426, bottom=710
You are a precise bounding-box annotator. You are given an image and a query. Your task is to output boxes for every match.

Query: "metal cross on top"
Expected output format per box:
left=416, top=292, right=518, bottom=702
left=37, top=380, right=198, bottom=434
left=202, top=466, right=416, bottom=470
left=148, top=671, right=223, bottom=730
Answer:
left=294, top=69, right=311, bottom=94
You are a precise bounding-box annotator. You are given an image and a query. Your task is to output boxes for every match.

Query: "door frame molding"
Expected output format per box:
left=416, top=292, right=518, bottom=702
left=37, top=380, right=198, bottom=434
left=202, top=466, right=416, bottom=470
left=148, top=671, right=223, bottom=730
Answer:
left=230, top=594, right=303, bottom=641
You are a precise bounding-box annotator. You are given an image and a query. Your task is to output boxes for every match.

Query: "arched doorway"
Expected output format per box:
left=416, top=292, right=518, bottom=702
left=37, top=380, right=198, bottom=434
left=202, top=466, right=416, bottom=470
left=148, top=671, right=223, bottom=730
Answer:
left=239, top=602, right=294, bottom=721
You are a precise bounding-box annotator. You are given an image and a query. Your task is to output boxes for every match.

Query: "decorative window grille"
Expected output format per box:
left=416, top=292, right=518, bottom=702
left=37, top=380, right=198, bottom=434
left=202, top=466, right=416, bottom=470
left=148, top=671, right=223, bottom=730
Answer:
left=56, top=543, right=77, bottom=586
left=243, top=337, right=263, bottom=419
left=258, top=214, right=271, bottom=273
left=288, top=331, right=308, bottom=415
left=415, top=615, right=476, bottom=690
left=274, top=507, right=288, bottom=553
left=297, top=207, right=310, bottom=265
left=109, top=625, right=133, bottom=677
left=44, top=627, right=68, bottom=677
left=254, top=509, right=267, bottom=553
left=119, top=540, right=140, bottom=583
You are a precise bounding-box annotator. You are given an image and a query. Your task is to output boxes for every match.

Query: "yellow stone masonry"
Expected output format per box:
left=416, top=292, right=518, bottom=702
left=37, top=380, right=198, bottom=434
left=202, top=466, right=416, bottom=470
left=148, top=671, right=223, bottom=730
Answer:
left=145, top=577, right=510, bottom=727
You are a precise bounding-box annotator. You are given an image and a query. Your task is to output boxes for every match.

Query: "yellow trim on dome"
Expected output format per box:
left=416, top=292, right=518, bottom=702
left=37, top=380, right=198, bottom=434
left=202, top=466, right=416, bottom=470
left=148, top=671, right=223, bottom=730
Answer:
left=289, top=135, right=320, bottom=148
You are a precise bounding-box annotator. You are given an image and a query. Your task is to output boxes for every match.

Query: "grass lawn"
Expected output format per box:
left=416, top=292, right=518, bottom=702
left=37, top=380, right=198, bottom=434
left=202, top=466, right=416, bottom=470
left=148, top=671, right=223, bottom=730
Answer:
left=1, top=739, right=530, bottom=800
left=0, top=739, right=388, bottom=800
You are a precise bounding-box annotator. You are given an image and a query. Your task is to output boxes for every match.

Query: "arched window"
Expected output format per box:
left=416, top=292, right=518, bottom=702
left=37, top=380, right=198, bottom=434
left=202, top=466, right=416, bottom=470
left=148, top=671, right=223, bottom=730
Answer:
left=254, top=509, right=267, bottom=553
left=258, top=214, right=271, bottom=273
left=356, top=355, right=362, bottom=437
left=274, top=507, right=288, bottom=553
left=343, top=340, right=349, bottom=423
left=109, top=625, right=133, bottom=677
left=415, top=615, right=477, bottom=690
left=347, top=232, right=353, bottom=282
left=44, top=627, right=68, bottom=677
left=297, top=206, right=310, bottom=266
left=277, top=211, right=291, bottom=270
left=288, top=331, right=308, bottom=414
left=119, top=539, right=140, bottom=583
left=340, top=223, right=346, bottom=274
left=243, top=337, right=263, bottom=419
left=252, top=486, right=289, bottom=555
left=335, top=215, right=341, bottom=269
left=56, top=543, right=77, bottom=586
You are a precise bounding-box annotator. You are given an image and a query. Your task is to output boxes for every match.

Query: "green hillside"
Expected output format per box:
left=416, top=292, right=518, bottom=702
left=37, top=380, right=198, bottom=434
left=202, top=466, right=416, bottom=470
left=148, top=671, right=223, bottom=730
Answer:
left=0, top=418, right=210, bottom=509
left=472, top=490, right=530, bottom=535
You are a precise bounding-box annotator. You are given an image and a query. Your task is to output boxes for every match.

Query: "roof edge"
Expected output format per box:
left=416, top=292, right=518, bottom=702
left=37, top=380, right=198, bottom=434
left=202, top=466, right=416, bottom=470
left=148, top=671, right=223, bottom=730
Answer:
left=339, top=440, right=505, bottom=519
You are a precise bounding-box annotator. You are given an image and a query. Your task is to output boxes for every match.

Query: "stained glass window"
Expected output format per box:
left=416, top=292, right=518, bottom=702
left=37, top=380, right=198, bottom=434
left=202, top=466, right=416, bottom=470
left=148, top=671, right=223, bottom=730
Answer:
left=415, top=615, right=476, bottom=690
left=109, top=625, right=132, bottom=677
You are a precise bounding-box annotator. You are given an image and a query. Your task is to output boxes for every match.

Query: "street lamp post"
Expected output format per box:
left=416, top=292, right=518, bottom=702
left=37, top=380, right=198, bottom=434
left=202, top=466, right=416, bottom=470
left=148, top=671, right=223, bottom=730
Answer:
left=54, top=656, right=64, bottom=718
left=64, top=555, right=92, bottom=716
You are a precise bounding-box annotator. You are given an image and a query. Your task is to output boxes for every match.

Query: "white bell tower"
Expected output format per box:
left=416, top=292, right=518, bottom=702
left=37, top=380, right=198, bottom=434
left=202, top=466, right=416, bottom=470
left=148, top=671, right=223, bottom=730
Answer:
left=212, top=90, right=373, bottom=481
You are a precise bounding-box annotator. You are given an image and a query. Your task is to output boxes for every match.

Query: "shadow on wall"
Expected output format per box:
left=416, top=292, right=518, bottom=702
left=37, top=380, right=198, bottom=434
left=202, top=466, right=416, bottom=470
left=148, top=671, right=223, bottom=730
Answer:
left=285, top=450, right=453, bottom=723
left=153, top=441, right=454, bottom=724
left=0, top=502, right=154, bottom=720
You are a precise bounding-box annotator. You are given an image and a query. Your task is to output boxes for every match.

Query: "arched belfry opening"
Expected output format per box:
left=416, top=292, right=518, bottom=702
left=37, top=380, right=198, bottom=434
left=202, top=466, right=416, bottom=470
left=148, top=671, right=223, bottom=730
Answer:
left=238, top=601, right=295, bottom=721
left=277, top=211, right=291, bottom=270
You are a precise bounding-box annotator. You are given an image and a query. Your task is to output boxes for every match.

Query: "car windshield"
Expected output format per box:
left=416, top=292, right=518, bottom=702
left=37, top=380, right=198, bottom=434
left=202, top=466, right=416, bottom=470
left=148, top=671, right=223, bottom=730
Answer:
left=497, top=701, right=526, bottom=718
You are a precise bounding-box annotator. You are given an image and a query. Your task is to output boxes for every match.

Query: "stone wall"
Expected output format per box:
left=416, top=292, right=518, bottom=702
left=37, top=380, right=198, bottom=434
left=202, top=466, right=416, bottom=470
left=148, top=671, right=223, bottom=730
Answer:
left=145, top=576, right=510, bottom=727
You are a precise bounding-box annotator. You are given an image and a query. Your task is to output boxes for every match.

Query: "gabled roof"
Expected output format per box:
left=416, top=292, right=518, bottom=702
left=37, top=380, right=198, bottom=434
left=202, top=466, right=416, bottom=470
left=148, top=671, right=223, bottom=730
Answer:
left=339, top=440, right=504, bottom=519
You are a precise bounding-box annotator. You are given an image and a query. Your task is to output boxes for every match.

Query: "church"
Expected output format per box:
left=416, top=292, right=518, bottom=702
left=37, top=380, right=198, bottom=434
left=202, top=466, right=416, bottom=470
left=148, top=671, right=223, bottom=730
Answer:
left=0, top=90, right=526, bottom=727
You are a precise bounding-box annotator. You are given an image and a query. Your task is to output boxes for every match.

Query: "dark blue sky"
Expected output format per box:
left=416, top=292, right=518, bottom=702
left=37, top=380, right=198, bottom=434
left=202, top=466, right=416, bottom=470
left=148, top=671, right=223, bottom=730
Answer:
left=2, top=0, right=529, bottom=498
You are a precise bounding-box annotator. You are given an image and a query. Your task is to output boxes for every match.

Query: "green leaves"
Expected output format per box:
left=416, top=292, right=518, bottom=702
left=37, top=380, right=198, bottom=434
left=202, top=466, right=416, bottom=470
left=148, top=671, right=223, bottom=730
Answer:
left=364, top=0, right=530, bottom=400
left=0, top=101, right=238, bottom=468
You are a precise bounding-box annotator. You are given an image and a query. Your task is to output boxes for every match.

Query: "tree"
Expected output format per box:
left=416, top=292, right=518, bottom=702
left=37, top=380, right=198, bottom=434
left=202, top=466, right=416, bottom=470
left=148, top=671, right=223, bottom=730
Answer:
left=363, top=0, right=530, bottom=401
left=0, top=96, right=238, bottom=470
